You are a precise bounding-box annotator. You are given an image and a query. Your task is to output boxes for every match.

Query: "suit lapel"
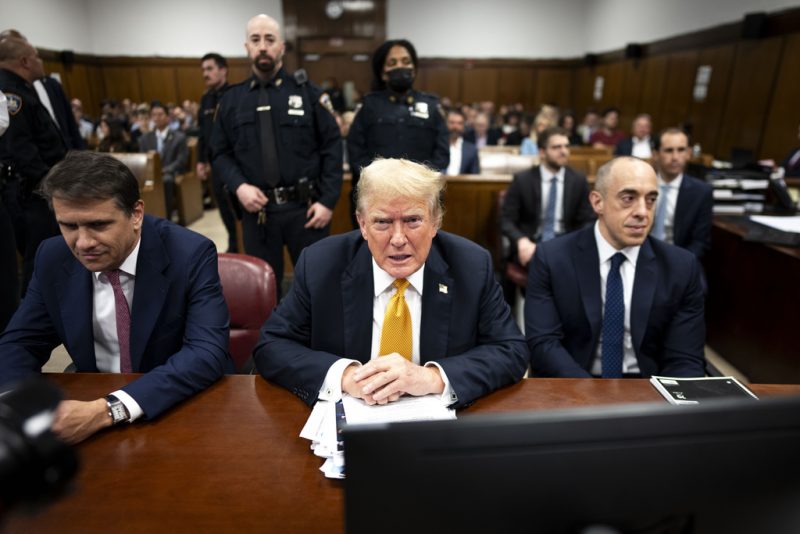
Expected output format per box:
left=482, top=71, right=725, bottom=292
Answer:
left=341, top=242, right=374, bottom=363
left=420, top=240, right=452, bottom=363
left=562, top=169, right=578, bottom=221
left=529, top=167, right=542, bottom=225
left=672, top=177, right=692, bottom=246
left=55, top=258, right=97, bottom=371
left=631, top=239, right=657, bottom=356
left=574, top=228, right=602, bottom=343
left=129, top=219, right=170, bottom=371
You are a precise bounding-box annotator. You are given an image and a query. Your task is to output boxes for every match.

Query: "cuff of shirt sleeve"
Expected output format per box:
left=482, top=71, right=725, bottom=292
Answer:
left=424, top=362, right=458, bottom=406
left=112, top=389, right=144, bottom=423
left=318, top=358, right=361, bottom=402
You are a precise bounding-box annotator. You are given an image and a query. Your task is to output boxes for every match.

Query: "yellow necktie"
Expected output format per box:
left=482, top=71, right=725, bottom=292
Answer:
left=379, top=278, right=413, bottom=361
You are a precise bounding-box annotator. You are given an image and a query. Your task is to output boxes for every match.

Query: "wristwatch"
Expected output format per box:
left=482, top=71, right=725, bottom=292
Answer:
left=105, top=394, right=130, bottom=425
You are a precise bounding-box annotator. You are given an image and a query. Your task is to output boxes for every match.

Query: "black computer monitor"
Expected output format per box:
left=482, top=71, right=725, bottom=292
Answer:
left=344, top=396, right=800, bottom=533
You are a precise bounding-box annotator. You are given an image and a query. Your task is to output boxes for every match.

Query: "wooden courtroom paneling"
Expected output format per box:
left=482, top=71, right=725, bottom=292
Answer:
left=637, top=55, right=669, bottom=129
left=761, top=33, right=800, bottom=161
left=658, top=50, right=698, bottom=132
left=715, top=37, right=783, bottom=160
left=618, top=60, right=644, bottom=127
left=685, top=44, right=735, bottom=155
left=174, top=64, right=205, bottom=104
left=571, top=65, right=596, bottom=116
left=138, top=66, right=178, bottom=104
left=101, top=65, right=142, bottom=102
left=462, top=67, right=500, bottom=105
left=497, top=67, right=535, bottom=108
left=417, top=66, right=462, bottom=102
left=592, top=62, right=625, bottom=112
left=535, top=68, right=572, bottom=110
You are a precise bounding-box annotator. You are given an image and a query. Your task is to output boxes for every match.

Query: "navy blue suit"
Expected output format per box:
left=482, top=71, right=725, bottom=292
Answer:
left=459, top=140, right=480, bottom=174
left=672, top=174, right=713, bottom=259
left=525, top=225, right=705, bottom=378
left=254, top=230, right=528, bottom=408
left=613, top=137, right=654, bottom=157
left=0, top=215, right=232, bottom=418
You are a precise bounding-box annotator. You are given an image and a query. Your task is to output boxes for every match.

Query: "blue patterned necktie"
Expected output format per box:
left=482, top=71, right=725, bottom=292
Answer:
left=601, top=252, right=626, bottom=378
left=651, top=184, right=669, bottom=240
left=541, top=176, right=558, bottom=242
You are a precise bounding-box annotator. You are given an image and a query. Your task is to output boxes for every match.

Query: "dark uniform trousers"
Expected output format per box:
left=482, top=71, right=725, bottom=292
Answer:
left=0, top=68, right=66, bottom=297
left=210, top=69, right=342, bottom=294
left=198, top=83, right=238, bottom=252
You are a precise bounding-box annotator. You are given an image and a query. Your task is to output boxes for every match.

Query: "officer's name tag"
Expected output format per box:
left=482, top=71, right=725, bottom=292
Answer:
left=288, top=95, right=304, bottom=115
left=410, top=101, right=429, bottom=119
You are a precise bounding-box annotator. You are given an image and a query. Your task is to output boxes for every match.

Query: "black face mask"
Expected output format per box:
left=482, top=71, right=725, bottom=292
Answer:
left=386, top=68, right=414, bottom=93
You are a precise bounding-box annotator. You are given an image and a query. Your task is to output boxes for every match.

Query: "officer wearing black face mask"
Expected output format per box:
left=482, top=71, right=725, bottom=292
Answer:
left=347, top=39, right=449, bottom=226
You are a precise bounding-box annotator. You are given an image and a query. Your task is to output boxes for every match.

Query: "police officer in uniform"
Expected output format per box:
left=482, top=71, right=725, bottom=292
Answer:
left=0, top=36, right=66, bottom=297
left=347, top=39, right=449, bottom=225
left=197, top=52, right=237, bottom=253
left=211, top=14, right=342, bottom=293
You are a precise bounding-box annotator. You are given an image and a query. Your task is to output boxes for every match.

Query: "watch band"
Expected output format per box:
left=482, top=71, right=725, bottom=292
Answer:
left=105, top=394, right=130, bottom=425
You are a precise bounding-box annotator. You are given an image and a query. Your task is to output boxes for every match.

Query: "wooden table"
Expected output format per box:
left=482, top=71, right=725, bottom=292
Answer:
left=705, top=216, right=800, bottom=382
left=5, top=375, right=799, bottom=533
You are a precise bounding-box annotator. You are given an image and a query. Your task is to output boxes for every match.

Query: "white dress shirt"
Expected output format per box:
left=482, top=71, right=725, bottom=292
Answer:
left=539, top=165, right=566, bottom=236
left=33, top=79, right=59, bottom=129
left=590, top=222, right=641, bottom=376
left=631, top=136, right=652, bottom=159
left=318, top=259, right=457, bottom=405
left=91, top=239, right=144, bottom=421
left=446, top=137, right=463, bottom=176
left=656, top=173, right=683, bottom=244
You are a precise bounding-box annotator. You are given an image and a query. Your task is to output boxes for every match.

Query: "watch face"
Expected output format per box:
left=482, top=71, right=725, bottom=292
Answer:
left=326, top=1, right=344, bottom=19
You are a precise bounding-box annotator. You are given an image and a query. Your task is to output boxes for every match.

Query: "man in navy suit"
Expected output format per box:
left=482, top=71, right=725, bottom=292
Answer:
left=525, top=156, right=705, bottom=378
left=0, top=151, right=231, bottom=443
left=614, top=113, right=653, bottom=159
left=651, top=128, right=713, bottom=259
left=501, top=127, right=595, bottom=267
left=445, top=109, right=480, bottom=175
left=139, top=101, right=189, bottom=221
left=254, top=158, right=527, bottom=408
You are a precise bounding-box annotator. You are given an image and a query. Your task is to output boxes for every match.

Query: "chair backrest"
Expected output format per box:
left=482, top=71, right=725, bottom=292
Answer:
left=110, top=152, right=167, bottom=218
left=217, top=253, right=277, bottom=373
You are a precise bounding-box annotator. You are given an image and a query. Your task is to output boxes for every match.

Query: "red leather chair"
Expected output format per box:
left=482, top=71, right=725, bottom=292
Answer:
left=496, top=190, right=528, bottom=290
left=218, top=253, right=277, bottom=373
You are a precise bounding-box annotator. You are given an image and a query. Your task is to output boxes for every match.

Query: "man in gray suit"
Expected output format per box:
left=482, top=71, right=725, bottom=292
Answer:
left=139, top=101, right=188, bottom=221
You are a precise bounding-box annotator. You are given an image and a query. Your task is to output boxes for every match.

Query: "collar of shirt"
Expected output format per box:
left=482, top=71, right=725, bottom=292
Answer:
left=156, top=127, right=170, bottom=140
left=450, top=136, right=463, bottom=149
left=593, top=221, right=640, bottom=270
left=540, top=164, right=565, bottom=184
left=248, top=70, right=285, bottom=91
left=657, top=172, right=683, bottom=190
left=371, top=258, right=425, bottom=298
left=92, top=237, right=141, bottom=282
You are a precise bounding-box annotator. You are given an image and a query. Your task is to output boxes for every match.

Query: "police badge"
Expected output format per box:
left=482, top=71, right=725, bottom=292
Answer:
left=288, top=94, right=304, bottom=116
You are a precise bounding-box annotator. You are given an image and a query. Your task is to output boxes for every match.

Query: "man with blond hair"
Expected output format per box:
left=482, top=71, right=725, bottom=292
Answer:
left=254, top=158, right=528, bottom=408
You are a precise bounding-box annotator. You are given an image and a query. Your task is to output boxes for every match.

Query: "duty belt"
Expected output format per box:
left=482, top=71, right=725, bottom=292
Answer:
left=263, top=185, right=300, bottom=205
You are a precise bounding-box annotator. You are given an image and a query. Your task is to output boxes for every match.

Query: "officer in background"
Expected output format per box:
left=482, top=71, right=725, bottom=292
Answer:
left=0, top=36, right=66, bottom=296
left=0, top=88, right=19, bottom=331
left=347, top=38, right=449, bottom=226
left=211, top=14, right=342, bottom=293
left=196, top=52, right=237, bottom=253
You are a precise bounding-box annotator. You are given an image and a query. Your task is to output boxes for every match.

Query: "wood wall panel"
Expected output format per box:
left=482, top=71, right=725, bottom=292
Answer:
left=174, top=65, right=205, bottom=104
left=498, top=67, right=535, bottom=109
left=571, top=66, right=596, bottom=115
left=461, top=67, right=499, bottom=105
left=761, top=33, right=800, bottom=161
left=686, top=44, right=735, bottom=156
left=716, top=37, right=783, bottom=159
left=637, top=55, right=669, bottom=130
left=138, top=66, right=177, bottom=104
left=593, top=62, right=625, bottom=112
left=101, top=66, right=142, bottom=103
left=417, top=67, right=462, bottom=102
left=659, top=50, right=698, bottom=131
left=618, top=60, right=644, bottom=127
left=535, top=68, right=571, bottom=110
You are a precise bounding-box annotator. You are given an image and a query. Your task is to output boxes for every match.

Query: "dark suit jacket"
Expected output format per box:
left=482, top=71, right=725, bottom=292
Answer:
left=614, top=137, right=654, bottom=157
left=464, top=128, right=501, bottom=147
left=39, top=77, right=86, bottom=150
left=501, top=165, right=595, bottom=254
left=673, top=174, right=713, bottom=259
left=525, top=225, right=706, bottom=378
left=0, top=216, right=232, bottom=418
left=139, top=129, right=189, bottom=177
left=459, top=140, right=480, bottom=174
left=254, top=230, right=528, bottom=408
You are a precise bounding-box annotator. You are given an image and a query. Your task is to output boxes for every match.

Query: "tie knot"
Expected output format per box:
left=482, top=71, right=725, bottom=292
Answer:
left=393, top=278, right=410, bottom=295
left=610, top=252, right=625, bottom=271
left=105, top=269, right=122, bottom=286
left=550, top=176, right=557, bottom=184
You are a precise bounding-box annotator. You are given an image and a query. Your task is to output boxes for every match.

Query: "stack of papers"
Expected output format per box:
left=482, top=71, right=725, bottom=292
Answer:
left=299, top=394, right=456, bottom=479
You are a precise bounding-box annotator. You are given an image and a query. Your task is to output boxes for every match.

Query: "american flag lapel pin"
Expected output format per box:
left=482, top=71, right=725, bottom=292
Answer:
left=438, top=283, right=448, bottom=294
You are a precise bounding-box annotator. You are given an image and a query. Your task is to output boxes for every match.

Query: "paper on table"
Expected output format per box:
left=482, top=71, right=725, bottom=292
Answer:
left=341, top=393, right=456, bottom=425
left=750, top=215, right=800, bottom=234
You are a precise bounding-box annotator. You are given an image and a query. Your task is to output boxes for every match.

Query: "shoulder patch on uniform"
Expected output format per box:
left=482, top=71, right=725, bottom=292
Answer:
left=5, top=93, right=22, bottom=116
left=319, top=92, right=335, bottom=116
left=437, top=103, right=446, bottom=119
